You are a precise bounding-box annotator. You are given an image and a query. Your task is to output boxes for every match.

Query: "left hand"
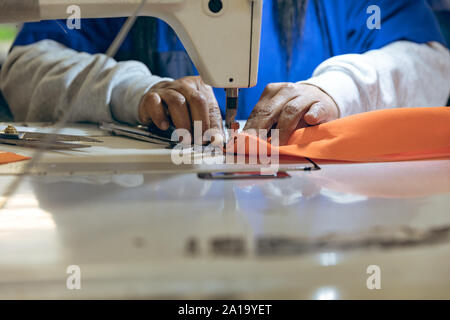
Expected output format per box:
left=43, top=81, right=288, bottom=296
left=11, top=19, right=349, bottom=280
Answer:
left=244, top=82, right=339, bottom=145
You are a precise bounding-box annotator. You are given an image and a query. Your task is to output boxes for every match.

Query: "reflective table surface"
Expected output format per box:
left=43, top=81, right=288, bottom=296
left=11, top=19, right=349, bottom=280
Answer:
left=1, top=159, right=449, bottom=299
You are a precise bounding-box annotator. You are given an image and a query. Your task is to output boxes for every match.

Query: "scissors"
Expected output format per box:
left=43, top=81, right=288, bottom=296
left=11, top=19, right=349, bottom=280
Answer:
left=0, top=125, right=102, bottom=150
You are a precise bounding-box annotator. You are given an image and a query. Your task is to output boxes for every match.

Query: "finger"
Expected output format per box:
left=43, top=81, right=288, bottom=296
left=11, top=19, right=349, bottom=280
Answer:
left=304, top=102, right=333, bottom=125
left=159, top=89, right=192, bottom=132
left=202, top=85, right=223, bottom=130
left=189, top=91, right=210, bottom=133
left=276, top=96, right=315, bottom=145
left=197, top=78, right=224, bottom=145
left=244, top=84, right=298, bottom=131
left=260, top=82, right=287, bottom=99
left=140, top=92, right=170, bottom=130
left=207, top=102, right=224, bottom=146
left=173, top=85, right=210, bottom=134
left=296, top=117, right=309, bottom=130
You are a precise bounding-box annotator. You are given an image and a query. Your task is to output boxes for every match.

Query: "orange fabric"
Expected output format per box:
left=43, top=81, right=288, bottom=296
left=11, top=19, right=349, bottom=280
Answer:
left=0, top=151, right=31, bottom=165
left=226, top=107, right=450, bottom=162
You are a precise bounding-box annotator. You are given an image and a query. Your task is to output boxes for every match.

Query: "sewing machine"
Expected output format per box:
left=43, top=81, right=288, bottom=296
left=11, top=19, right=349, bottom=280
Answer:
left=0, top=0, right=263, bottom=128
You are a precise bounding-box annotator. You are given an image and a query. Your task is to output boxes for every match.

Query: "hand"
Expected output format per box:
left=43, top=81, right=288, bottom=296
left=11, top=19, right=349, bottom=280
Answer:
left=244, top=82, right=339, bottom=145
left=138, top=76, right=223, bottom=144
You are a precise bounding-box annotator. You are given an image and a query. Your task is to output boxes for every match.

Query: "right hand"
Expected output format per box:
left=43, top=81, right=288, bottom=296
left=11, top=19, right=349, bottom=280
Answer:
left=138, top=76, right=223, bottom=144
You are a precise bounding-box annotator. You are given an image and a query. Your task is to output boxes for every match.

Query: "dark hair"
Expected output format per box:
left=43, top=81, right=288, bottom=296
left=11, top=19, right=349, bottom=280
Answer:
left=272, top=0, right=309, bottom=71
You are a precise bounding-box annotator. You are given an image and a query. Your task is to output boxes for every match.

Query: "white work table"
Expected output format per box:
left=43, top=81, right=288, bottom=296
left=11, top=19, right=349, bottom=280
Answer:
left=0, top=123, right=449, bottom=299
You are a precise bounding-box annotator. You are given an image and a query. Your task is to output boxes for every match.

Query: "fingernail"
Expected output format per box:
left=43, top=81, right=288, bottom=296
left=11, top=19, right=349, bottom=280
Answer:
left=160, top=121, right=169, bottom=130
left=211, top=134, right=224, bottom=147
left=310, top=108, right=320, bottom=119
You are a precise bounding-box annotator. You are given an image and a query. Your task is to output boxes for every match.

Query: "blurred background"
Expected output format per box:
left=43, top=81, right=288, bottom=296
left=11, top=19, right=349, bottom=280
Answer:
left=0, top=23, right=18, bottom=121
left=0, top=24, right=19, bottom=65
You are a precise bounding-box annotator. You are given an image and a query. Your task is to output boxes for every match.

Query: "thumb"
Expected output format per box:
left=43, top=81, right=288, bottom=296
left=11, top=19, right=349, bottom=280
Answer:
left=304, top=103, right=330, bottom=125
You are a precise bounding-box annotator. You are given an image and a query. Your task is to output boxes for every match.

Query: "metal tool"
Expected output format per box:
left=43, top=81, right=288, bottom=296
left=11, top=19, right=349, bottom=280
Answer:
left=0, top=125, right=101, bottom=150
left=198, top=171, right=291, bottom=180
left=225, top=88, right=240, bottom=131
left=100, top=122, right=177, bottom=147
left=198, top=158, right=321, bottom=180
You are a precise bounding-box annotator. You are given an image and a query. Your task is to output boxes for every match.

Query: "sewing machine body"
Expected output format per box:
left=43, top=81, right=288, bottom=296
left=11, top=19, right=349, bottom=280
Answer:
left=0, top=0, right=263, bottom=89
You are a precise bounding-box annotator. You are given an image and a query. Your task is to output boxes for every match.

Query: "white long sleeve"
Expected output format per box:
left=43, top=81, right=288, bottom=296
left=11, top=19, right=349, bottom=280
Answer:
left=303, top=41, right=450, bottom=117
left=0, top=39, right=172, bottom=124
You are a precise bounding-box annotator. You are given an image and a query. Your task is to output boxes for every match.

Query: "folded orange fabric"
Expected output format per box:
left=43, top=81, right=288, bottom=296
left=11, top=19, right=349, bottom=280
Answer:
left=0, top=151, right=31, bottom=165
left=227, top=107, right=450, bottom=162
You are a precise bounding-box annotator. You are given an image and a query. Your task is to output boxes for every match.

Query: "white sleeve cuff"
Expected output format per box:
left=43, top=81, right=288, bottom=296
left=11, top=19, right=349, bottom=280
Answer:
left=300, top=70, right=361, bottom=118
left=111, top=67, right=172, bottom=125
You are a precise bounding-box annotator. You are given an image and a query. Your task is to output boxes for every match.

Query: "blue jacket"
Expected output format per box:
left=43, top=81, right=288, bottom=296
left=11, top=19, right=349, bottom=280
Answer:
left=13, top=0, right=446, bottom=119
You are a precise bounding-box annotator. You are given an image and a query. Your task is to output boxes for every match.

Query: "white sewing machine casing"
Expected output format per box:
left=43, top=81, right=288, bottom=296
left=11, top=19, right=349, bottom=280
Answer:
left=0, top=0, right=263, bottom=89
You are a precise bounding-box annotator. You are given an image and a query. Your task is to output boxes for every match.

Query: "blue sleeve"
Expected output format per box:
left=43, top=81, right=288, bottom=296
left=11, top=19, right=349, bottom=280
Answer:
left=12, top=18, right=127, bottom=54
left=344, top=0, right=447, bottom=53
